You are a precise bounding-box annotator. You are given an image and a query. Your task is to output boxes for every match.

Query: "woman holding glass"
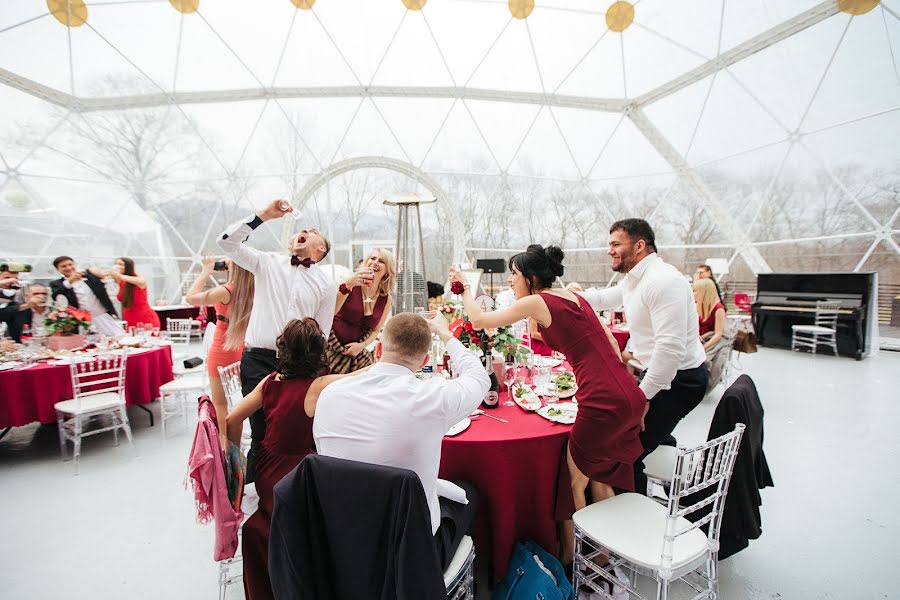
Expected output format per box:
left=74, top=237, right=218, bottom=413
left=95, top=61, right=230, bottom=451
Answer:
left=185, top=257, right=255, bottom=441
left=449, top=244, right=645, bottom=567
left=107, top=257, right=160, bottom=330
left=325, top=248, right=396, bottom=374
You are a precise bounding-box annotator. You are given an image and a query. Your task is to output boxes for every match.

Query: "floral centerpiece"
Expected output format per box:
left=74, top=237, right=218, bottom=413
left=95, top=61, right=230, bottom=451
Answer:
left=44, top=306, right=92, bottom=350
left=438, top=301, right=530, bottom=363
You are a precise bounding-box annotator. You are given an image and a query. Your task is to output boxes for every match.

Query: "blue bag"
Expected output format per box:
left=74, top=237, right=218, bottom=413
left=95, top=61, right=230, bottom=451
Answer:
left=493, top=541, right=575, bottom=600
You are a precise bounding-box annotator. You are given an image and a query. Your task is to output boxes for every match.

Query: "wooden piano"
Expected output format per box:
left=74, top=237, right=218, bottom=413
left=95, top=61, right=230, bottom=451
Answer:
left=751, top=272, right=876, bottom=360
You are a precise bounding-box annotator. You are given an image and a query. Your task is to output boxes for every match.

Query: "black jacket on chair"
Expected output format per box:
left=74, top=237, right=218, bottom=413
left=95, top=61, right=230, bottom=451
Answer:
left=50, top=272, right=118, bottom=317
left=688, top=374, right=774, bottom=560
left=268, top=455, right=446, bottom=600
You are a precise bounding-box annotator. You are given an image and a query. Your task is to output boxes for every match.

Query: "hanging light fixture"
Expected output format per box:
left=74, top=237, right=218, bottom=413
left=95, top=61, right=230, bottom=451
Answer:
left=508, top=0, right=534, bottom=20
left=169, top=0, right=200, bottom=14
left=47, top=0, right=88, bottom=27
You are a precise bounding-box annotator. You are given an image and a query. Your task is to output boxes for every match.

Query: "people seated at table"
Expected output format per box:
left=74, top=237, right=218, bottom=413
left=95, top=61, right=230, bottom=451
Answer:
left=313, top=312, right=488, bottom=570
left=694, top=263, right=724, bottom=303
left=325, top=248, right=395, bottom=374
left=18, top=283, right=51, bottom=338
left=218, top=198, right=335, bottom=482
left=225, top=318, right=352, bottom=600
left=50, top=255, right=123, bottom=337
left=0, top=269, right=24, bottom=341
left=450, top=245, right=645, bottom=567
left=581, top=219, right=708, bottom=495
left=185, top=257, right=255, bottom=442
left=102, top=257, right=161, bottom=330
left=694, top=278, right=726, bottom=351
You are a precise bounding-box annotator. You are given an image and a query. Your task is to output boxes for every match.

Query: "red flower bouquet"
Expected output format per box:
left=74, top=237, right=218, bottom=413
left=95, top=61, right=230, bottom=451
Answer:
left=45, top=306, right=92, bottom=336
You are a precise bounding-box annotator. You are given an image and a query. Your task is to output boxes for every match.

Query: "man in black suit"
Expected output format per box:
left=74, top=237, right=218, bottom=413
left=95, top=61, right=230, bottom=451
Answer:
left=0, top=282, right=51, bottom=342
left=50, top=255, right=123, bottom=336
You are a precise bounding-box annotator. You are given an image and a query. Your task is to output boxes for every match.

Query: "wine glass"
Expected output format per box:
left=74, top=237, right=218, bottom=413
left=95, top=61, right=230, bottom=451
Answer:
left=503, top=361, right=516, bottom=406
left=363, top=267, right=376, bottom=304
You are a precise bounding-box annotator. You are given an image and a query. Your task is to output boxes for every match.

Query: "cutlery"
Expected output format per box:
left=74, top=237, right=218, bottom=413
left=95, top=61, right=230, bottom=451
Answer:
left=471, top=409, right=508, bottom=423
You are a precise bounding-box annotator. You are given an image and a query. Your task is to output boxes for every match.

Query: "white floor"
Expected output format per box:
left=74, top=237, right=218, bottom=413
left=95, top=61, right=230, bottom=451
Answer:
left=2, top=347, right=899, bottom=599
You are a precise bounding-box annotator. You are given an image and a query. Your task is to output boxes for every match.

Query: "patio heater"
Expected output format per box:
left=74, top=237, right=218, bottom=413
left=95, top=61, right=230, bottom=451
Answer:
left=384, top=193, right=435, bottom=314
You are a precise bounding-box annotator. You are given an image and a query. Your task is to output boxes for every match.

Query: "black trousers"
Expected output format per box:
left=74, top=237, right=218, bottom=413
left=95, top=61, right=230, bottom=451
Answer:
left=634, top=365, right=708, bottom=494
left=434, top=480, right=480, bottom=571
left=240, top=347, right=278, bottom=483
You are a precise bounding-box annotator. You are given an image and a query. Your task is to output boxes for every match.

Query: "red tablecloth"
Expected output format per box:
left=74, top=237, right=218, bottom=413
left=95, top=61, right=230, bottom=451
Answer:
left=0, top=345, right=174, bottom=428
left=439, top=402, right=575, bottom=581
left=610, top=327, right=630, bottom=352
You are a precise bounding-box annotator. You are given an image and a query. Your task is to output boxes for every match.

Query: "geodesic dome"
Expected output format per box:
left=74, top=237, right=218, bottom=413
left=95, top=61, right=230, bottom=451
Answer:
left=1, top=0, right=898, bottom=302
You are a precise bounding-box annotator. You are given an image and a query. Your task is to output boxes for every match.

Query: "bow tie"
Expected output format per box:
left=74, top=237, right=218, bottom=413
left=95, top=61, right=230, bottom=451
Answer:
left=291, top=256, right=315, bottom=268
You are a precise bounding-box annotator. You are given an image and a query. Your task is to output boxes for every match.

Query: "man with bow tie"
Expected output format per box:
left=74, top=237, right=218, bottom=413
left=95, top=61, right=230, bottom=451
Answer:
left=218, top=198, right=335, bottom=481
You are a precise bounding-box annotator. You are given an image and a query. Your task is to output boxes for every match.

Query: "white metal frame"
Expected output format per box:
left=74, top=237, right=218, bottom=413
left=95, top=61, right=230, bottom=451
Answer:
left=2, top=0, right=899, bottom=296
left=54, top=351, right=133, bottom=474
left=573, top=424, right=745, bottom=600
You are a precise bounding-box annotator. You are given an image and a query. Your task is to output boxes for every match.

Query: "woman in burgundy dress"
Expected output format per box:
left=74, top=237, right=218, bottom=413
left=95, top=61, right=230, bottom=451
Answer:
left=225, top=318, right=359, bottom=600
left=108, top=257, right=161, bottom=329
left=451, top=245, right=645, bottom=565
left=325, top=248, right=395, bottom=373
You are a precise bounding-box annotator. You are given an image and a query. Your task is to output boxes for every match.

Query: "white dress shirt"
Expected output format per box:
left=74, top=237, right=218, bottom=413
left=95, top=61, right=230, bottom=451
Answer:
left=62, top=279, right=123, bottom=337
left=582, top=253, right=706, bottom=400
left=217, top=215, right=336, bottom=350
left=313, top=338, right=490, bottom=533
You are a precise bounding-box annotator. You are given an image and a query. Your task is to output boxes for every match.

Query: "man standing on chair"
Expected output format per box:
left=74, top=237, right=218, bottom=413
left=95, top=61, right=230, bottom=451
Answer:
left=581, top=219, right=708, bottom=494
left=50, top=256, right=123, bottom=337
left=218, top=199, right=335, bottom=482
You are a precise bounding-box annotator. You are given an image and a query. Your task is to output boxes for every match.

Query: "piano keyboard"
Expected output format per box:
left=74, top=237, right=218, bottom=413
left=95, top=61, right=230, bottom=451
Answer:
left=758, top=305, right=855, bottom=315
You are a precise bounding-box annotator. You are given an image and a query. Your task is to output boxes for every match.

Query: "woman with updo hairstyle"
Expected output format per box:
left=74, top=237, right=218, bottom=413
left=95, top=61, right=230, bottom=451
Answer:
left=226, top=318, right=365, bottom=600
left=449, top=244, right=645, bottom=569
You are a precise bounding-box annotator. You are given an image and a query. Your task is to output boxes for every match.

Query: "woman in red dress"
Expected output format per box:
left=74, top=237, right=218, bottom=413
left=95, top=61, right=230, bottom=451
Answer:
left=694, top=278, right=725, bottom=350
left=109, top=257, right=160, bottom=330
left=451, top=245, right=645, bottom=565
left=226, top=318, right=360, bottom=600
left=185, top=257, right=255, bottom=442
left=325, top=248, right=395, bottom=373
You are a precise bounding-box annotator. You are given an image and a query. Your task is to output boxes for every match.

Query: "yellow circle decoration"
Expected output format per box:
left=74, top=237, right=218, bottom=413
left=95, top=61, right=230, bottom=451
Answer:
left=47, top=0, right=88, bottom=27
left=605, top=1, right=634, bottom=32
left=169, top=0, right=199, bottom=14
left=837, top=0, right=880, bottom=15
left=402, top=0, right=427, bottom=10
left=290, top=0, right=316, bottom=8
left=509, top=0, right=534, bottom=20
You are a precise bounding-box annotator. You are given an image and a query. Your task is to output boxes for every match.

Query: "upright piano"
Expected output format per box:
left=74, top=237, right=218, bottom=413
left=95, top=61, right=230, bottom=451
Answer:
left=751, top=273, right=876, bottom=360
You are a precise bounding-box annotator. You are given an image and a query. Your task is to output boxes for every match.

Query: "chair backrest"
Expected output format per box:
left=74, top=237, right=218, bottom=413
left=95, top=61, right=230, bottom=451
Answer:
left=814, top=301, right=841, bottom=328
left=69, top=351, right=128, bottom=406
left=167, top=318, right=193, bottom=354
left=733, top=293, right=752, bottom=314
left=217, top=361, right=243, bottom=409
left=269, top=454, right=446, bottom=600
left=661, top=424, right=745, bottom=576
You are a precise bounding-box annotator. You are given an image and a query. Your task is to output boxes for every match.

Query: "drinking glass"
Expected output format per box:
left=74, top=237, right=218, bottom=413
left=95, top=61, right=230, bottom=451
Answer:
left=533, top=364, right=552, bottom=402
left=503, top=361, right=516, bottom=406
left=363, top=267, right=376, bottom=304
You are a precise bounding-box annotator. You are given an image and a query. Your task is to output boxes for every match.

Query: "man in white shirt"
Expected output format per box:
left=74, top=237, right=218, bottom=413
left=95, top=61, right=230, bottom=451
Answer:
left=218, top=198, right=336, bottom=481
left=314, top=312, right=489, bottom=570
left=582, top=219, right=708, bottom=494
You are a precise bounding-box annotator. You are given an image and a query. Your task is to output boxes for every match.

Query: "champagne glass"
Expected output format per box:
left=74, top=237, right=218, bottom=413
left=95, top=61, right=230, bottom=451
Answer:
left=503, top=361, right=516, bottom=406
left=363, top=267, right=376, bottom=304
left=533, top=365, right=552, bottom=403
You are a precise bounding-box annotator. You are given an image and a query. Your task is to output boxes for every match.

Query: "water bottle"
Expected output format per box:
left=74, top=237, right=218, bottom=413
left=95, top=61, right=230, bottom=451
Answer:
left=21, top=324, right=32, bottom=346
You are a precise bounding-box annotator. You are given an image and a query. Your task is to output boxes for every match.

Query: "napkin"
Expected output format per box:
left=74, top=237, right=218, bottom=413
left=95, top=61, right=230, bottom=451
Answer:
left=436, top=479, right=468, bottom=505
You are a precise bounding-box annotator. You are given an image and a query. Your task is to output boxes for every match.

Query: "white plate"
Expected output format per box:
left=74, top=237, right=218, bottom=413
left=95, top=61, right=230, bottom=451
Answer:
left=445, top=417, right=471, bottom=437
left=532, top=356, right=563, bottom=368
left=537, top=402, right=578, bottom=425
left=511, top=387, right=542, bottom=411
left=542, top=383, right=577, bottom=399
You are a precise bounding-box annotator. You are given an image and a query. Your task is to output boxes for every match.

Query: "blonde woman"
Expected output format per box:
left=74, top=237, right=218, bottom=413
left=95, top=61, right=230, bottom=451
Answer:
left=185, top=257, right=255, bottom=440
left=693, top=278, right=725, bottom=351
left=326, top=248, right=396, bottom=373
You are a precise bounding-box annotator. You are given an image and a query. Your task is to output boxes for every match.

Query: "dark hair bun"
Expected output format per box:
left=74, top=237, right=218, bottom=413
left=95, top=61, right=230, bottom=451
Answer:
left=544, top=246, right=565, bottom=277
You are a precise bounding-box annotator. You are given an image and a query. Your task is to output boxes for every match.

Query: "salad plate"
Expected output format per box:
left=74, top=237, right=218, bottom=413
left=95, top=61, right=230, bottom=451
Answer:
left=532, top=356, right=563, bottom=368
left=511, top=385, right=542, bottom=411
left=445, top=417, right=471, bottom=436
left=537, top=402, right=578, bottom=425
left=551, top=371, right=577, bottom=399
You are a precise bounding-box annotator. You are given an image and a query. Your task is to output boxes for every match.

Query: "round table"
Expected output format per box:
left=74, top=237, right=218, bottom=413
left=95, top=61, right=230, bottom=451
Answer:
left=439, top=401, right=575, bottom=581
left=0, top=345, right=175, bottom=428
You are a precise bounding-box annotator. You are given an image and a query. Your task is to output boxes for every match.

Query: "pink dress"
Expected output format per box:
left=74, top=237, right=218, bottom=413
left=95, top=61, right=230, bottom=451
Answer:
left=538, top=293, right=645, bottom=491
